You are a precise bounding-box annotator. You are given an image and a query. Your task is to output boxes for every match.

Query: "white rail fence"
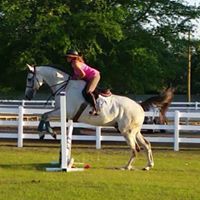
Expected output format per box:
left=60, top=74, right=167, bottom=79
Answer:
left=0, top=100, right=200, bottom=151
left=0, top=99, right=200, bottom=110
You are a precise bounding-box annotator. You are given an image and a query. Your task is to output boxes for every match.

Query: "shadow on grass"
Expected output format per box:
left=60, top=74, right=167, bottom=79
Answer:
left=0, top=162, right=60, bottom=171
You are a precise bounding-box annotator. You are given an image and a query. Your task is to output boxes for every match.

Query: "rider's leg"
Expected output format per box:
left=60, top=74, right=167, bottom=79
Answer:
left=87, top=75, right=100, bottom=114
left=85, top=74, right=100, bottom=115
left=88, top=92, right=98, bottom=115
left=86, top=74, right=100, bottom=93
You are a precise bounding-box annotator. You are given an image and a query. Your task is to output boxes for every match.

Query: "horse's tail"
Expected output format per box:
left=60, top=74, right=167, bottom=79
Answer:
left=140, top=102, right=149, bottom=111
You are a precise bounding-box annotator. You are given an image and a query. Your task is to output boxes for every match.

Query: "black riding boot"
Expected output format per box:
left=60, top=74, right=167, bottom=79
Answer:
left=88, top=92, right=98, bottom=115
left=82, top=87, right=99, bottom=115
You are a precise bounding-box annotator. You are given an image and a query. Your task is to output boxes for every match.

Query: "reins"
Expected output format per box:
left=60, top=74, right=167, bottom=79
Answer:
left=44, top=76, right=71, bottom=107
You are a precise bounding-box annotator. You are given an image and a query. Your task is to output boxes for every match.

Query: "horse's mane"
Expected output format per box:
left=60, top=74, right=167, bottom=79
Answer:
left=37, top=65, right=70, bottom=75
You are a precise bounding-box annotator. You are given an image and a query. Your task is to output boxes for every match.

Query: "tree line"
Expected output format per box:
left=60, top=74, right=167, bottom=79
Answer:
left=0, top=0, right=200, bottom=95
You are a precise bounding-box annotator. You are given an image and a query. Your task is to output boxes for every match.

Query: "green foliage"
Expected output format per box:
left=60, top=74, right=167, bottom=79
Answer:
left=191, top=40, right=200, bottom=94
left=0, top=0, right=200, bottom=94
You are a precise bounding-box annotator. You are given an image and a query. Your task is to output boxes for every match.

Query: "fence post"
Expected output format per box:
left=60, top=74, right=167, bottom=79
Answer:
left=51, top=100, right=55, bottom=107
left=195, top=102, right=198, bottom=110
left=21, top=99, right=25, bottom=107
left=96, top=126, right=101, bottom=149
left=174, top=110, right=180, bottom=151
left=17, top=106, right=24, bottom=147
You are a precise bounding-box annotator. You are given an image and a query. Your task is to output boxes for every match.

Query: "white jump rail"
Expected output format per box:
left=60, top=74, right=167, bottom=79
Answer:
left=0, top=103, right=200, bottom=151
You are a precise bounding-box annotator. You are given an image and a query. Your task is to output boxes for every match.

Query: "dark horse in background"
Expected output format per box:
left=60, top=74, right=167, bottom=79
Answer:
left=140, top=87, right=175, bottom=125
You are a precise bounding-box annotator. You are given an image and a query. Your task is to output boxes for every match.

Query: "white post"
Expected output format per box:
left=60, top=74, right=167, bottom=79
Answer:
left=17, top=106, right=24, bottom=147
left=195, top=102, right=198, bottom=110
left=60, top=92, right=68, bottom=170
left=96, top=126, right=101, bottom=149
left=174, top=110, right=180, bottom=151
left=46, top=92, right=84, bottom=172
left=52, top=100, right=55, bottom=107
left=21, top=100, right=25, bottom=107
left=67, top=120, right=73, bottom=162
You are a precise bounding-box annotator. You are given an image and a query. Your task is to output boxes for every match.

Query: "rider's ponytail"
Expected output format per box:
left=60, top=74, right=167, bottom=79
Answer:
left=76, top=55, right=85, bottom=63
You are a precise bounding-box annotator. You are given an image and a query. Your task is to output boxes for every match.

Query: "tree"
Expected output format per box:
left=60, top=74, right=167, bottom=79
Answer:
left=0, top=0, right=200, bottom=94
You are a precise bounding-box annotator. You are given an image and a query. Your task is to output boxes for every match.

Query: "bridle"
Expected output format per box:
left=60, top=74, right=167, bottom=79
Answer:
left=26, top=67, right=41, bottom=91
left=26, top=66, right=71, bottom=106
left=43, top=76, right=71, bottom=106
left=48, top=76, right=71, bottom=97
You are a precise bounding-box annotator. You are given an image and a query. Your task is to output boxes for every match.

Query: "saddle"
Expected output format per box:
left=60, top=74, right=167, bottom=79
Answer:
left=93, top=88, right=112, bottom=98
left=80, top=86, right=111, bottom=115
left=82, top=86, right=111, bottom=102
left=73, top=87, right=112, bottom=120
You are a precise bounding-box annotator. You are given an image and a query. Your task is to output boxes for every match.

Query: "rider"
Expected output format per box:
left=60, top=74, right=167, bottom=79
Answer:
left=65, top=49, right=101, bottom=115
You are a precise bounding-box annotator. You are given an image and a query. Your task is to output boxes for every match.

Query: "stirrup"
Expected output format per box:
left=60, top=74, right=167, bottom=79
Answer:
left=89, top=109, right=99, bottom=115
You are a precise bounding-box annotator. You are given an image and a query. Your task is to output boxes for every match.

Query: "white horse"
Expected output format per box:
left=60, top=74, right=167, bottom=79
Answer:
left=25, top=64, right=154, bottom=170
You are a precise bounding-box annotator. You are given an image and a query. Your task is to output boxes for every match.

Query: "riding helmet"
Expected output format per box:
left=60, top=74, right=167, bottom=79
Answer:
left=65, top=49, right=79, bottom=57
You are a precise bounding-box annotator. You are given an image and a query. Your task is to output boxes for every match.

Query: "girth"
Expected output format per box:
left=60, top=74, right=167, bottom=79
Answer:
left=73, top=102, right=88, bottom=122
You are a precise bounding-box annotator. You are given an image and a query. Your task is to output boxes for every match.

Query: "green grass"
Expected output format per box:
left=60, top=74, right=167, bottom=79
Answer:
left=0, top=144, right=199, bottom=200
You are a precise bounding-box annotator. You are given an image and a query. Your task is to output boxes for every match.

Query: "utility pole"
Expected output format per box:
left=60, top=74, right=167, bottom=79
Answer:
left=187, top=30, right=191, bottom=102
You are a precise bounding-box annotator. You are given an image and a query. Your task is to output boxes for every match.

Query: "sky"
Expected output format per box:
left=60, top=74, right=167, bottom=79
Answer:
left=185, top=0, right=200, bottom=6
left=184, top=0, right=200, bottom=38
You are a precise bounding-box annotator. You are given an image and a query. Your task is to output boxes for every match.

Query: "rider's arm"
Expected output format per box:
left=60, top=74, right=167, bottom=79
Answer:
left=72, top=61, right=86, bottom=80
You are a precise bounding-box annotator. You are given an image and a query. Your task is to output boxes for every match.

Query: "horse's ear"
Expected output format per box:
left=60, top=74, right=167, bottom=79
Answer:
left=56, top=72, right=64, bottom=78
left=26, top=64, right=34, bottom=72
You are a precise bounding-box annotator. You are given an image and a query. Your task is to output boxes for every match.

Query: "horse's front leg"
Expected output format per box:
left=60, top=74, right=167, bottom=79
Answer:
left=38, top=108, right=60, bottom=140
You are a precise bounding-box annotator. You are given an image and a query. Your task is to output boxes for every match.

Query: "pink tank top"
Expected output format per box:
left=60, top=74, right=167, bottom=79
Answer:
left=73, top=63, right=99, bottom=81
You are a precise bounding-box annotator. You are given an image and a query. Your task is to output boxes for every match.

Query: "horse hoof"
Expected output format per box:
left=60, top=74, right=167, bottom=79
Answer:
left=50, top=132, right=57, bottom=139
left=49, top=132, right=57, bottom=139
left=52, top=134, right=57, bottom=140
left=39, top=136, right=45, bottom=140
left=142, top=166, right=153, bottom=171
left=119, top=166, right=133, bottom=171
left=39, top=132, right=45, bottom=140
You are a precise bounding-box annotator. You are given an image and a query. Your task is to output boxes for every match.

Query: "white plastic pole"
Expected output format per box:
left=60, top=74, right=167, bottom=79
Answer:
left=17, top=105, right=24, bottom=147
left=60, top=92, right=68, bottom=170
left=67, top=120, right=73, bottom=162
left=174, top=110, right=180, bottom=151
left=195, top=102, right=198, bottom=110
left=96, top=126, right=101, bottom=149
left=21, top=99, right=25, bottom=107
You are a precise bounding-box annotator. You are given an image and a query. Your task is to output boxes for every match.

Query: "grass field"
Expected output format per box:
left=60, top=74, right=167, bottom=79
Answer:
left=0, top=143, right=199, bottom=200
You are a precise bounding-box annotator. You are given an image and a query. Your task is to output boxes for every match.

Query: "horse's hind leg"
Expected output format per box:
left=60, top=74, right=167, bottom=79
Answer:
left=136, top=132, right=154, bottom=170
left=121, top=132, right=138, bottom=170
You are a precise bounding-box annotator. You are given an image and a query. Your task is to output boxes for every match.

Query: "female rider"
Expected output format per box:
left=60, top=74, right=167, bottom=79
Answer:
left=65, top=49, right=100, bottom=115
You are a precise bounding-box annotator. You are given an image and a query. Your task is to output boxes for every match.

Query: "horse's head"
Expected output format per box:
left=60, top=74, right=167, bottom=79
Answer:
left=160, top=86, right=176, bottom=99
left=25, top=64, right=44, bottom=100
left=25, top=64, right=71, bottom=100
left=157, top=86, right=176, bottom=108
